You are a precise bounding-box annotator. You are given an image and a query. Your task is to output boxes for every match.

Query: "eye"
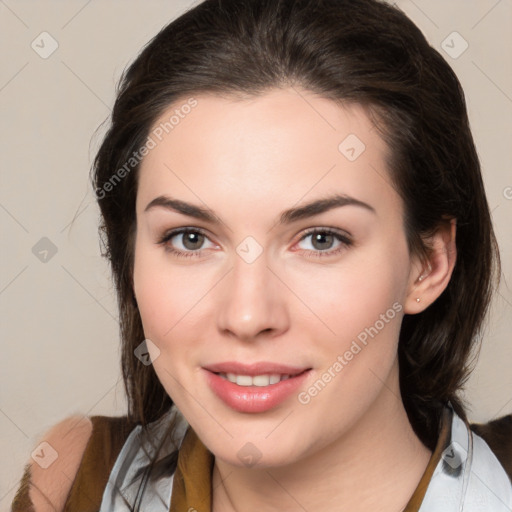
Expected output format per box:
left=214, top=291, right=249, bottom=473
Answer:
left=157, top=227, right=352, bottom=259
left=157, top=227, right=216, bottom=258
left=296, top=228, right=352, bottom=258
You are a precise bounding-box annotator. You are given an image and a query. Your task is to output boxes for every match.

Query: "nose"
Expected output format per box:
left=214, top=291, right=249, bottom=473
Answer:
left=216, top=253, right=290, bottom=342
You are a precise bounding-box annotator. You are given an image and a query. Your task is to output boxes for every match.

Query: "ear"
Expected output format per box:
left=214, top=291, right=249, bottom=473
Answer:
left=404, top=218, right=457, bottom=314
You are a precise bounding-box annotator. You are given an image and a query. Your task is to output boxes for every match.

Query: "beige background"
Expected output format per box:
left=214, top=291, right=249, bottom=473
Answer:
left=1, top=0, right=511, bottom=506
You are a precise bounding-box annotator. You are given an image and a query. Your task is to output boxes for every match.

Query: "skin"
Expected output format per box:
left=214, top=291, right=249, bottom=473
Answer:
left=133, top=87, right=456, bottom=512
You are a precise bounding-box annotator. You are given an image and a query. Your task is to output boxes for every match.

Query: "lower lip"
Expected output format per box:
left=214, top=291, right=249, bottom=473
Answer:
left=204, top=369, right=311, bottom=413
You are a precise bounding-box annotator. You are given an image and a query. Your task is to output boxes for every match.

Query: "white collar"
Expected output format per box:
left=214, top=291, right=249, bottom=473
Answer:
left=419, top=402, right=512, bottom=511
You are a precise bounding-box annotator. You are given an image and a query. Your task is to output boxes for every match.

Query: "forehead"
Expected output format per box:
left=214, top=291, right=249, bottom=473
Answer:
left=136, top=87, right=402, bottom=224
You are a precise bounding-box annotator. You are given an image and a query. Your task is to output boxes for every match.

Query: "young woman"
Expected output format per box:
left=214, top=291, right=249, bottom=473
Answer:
left=12, top=0, right=512, bottom=510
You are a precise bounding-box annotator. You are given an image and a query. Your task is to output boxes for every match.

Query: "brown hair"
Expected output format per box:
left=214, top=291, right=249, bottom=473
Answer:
left=92, top=0, right=500, bottom=469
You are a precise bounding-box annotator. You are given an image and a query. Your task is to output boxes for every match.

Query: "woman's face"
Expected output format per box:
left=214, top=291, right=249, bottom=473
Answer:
left=133, top=88, right=422, bottom=467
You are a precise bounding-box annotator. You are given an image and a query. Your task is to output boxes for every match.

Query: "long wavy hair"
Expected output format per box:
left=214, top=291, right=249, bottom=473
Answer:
left=91, top=0, right=500, bottom=505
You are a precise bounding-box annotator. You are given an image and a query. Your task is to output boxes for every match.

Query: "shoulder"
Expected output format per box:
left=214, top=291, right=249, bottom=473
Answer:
left=470, top=414, right=512, bottom=481
left=17, top=415, right=93, bottom=512
left=12, top=413, right=138, bottom=512
left=464, top=417, right=512, bottom=509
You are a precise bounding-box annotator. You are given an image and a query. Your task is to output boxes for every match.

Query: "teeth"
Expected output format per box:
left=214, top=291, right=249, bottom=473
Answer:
left=221, top=373, right=291, bottom=386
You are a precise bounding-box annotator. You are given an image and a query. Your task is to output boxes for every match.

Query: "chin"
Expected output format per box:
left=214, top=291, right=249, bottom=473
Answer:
left=215, top=447, right=297, bottom=470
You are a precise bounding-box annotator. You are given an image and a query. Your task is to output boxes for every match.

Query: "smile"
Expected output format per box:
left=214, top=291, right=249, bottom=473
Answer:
left=204, top=367, right=312, bottom=413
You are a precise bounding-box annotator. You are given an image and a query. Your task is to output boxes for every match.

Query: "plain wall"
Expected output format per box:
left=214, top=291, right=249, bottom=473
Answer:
left=1, top=0, right=511, bottom=507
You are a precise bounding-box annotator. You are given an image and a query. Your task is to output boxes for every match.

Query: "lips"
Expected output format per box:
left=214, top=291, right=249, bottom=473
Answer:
left=203, top=361, right=309, bottom=377
left=204, top=365, right=312, bottom=413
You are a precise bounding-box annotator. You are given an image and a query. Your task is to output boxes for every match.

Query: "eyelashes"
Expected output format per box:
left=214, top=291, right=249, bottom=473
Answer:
left=156, top=227, right=353, bottom=259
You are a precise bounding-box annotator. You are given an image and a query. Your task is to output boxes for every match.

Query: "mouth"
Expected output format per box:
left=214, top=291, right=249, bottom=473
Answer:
left=203, top=363, right=312, bottom=413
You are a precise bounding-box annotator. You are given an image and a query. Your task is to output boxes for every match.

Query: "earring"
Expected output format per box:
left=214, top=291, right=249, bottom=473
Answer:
left=416, top=298, right=421, bottom=302
left=418, top=270, right=429, bottom=282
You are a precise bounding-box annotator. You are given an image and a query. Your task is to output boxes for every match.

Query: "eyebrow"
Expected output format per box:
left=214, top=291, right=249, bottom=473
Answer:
left=144, top=193, right=376, bottom=224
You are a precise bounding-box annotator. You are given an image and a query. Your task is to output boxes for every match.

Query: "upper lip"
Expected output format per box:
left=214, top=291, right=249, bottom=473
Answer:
left=203, top=361, right=310, bottom=376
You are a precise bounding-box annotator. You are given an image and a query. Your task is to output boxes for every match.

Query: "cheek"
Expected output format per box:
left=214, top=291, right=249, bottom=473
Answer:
left=290, top=246, right=408, bottom=409
left=291, top=261, right=405, bottom=420
left=132, top=238, right=221, bottom=401
left=132, top=242, right=205, bottom=401
left=289, top=253, right=406, bottom=343
left=133, top=239, right=202, bottom=340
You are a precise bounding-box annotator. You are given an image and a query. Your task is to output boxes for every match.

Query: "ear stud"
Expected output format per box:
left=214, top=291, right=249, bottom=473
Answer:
left=416, top=298, right=421, bottom=302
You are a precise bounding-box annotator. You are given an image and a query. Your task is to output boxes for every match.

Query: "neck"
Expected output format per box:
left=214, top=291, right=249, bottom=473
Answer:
left=212, top=363, right=432, bottom=512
